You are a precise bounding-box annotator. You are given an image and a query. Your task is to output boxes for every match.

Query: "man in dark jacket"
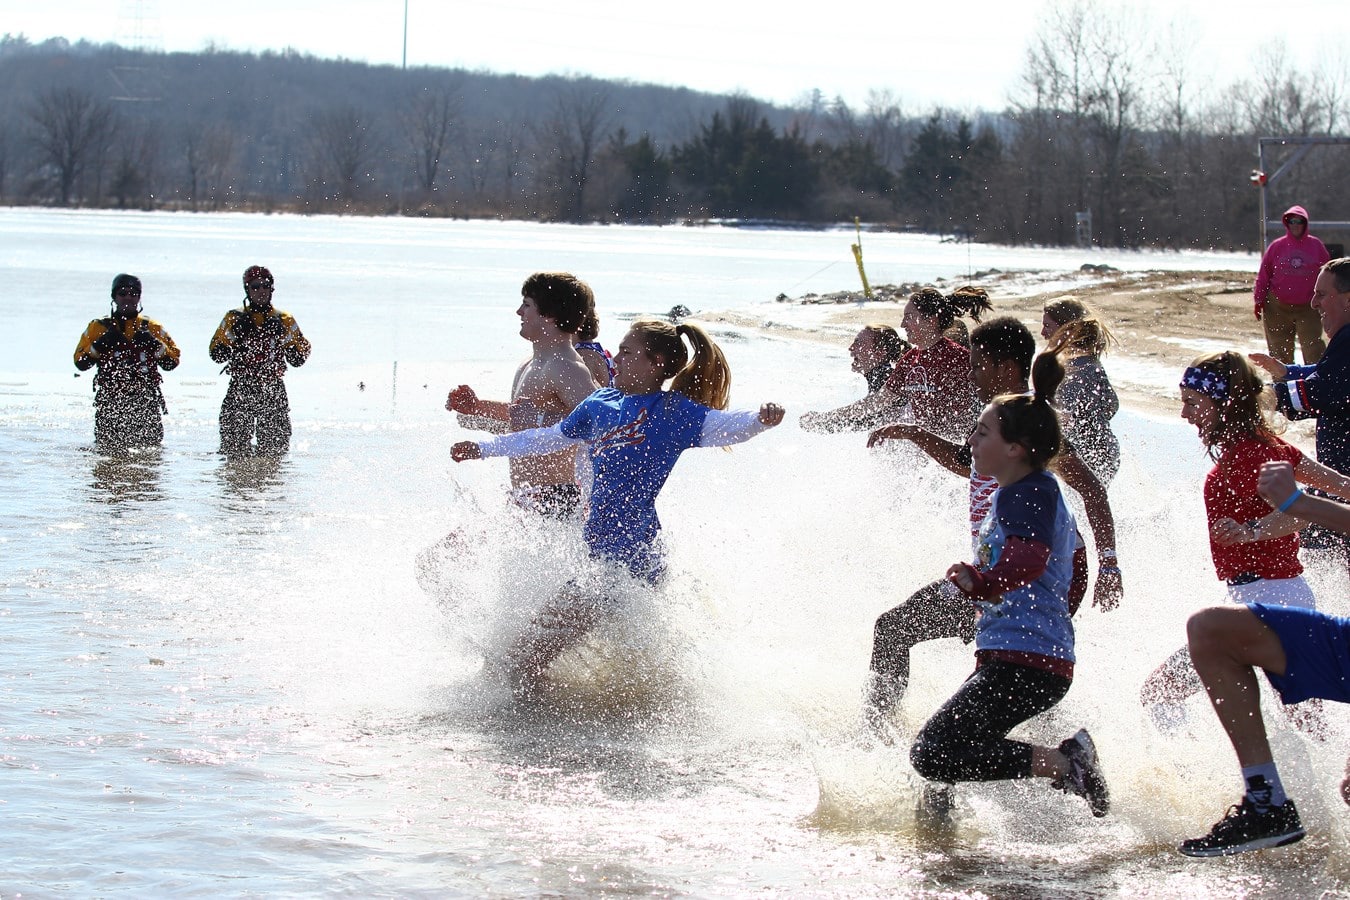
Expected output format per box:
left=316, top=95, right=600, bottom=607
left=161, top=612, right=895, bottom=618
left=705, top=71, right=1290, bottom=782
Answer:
left=1253, top=257, right=1350, bottom=560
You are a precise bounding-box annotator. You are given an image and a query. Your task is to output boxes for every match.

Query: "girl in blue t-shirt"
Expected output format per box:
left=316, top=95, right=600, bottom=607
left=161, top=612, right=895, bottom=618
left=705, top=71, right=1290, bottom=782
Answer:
left=909, top=350, right=1111, bottom=818
left=451, top=318, right=783, bottom=697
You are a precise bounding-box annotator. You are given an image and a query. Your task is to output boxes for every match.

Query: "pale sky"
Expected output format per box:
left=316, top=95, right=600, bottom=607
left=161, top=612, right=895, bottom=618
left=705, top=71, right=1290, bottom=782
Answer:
left=3, top=0, right=1342, bottom=112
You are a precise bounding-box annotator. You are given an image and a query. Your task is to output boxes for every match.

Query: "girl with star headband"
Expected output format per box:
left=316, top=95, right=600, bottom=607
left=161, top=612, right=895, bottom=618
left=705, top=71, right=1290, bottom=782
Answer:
left=1140, top=350, right=1350, bottom=733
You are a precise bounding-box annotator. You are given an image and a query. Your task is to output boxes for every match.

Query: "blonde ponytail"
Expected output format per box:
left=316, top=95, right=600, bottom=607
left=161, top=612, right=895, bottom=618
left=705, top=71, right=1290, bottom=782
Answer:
left=628, top=318, right=732, bottom=409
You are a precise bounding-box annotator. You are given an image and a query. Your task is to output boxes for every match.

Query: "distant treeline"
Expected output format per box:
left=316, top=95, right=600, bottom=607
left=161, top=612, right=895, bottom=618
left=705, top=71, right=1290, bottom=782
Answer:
left=1, top=1, right=1347, bottom=251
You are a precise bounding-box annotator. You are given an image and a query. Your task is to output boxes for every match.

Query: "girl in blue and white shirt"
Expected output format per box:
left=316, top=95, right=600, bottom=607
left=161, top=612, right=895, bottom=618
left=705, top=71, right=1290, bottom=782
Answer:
left=452, top=318, right=783, bottom=696
left=910, top=350, right=1110, bottom=818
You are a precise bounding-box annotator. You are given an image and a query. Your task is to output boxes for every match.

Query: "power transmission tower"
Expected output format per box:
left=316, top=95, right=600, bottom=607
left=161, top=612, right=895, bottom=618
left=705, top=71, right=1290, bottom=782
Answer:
left=110, top=0, right=164, bottom=102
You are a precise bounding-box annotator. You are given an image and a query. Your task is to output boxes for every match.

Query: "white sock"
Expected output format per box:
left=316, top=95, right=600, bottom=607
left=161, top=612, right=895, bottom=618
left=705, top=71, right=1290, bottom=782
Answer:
left=1241, top=763, right=1287, bottom=811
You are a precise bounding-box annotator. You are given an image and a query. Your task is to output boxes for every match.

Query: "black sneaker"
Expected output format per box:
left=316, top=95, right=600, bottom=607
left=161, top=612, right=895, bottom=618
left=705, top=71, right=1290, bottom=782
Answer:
left=1179, top=798, right=1305, bottom=858
left=1054, top=728, right=1110, bottom=817
left=914, top=782, right=956, bottom=832
left=918, top=782, right=955, bottom=816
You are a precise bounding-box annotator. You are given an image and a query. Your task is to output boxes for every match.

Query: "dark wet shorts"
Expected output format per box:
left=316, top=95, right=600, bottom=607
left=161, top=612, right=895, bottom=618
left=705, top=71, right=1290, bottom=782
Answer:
left=511, top=483, right=582, bottom=520
left=1249, top=602, right=1350, bottom=705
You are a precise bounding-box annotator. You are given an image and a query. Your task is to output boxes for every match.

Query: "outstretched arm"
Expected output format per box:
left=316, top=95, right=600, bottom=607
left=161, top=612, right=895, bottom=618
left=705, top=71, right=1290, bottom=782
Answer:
left=1054, top=450, right=1123, bottom=611
left=1295, top=454, right=1350, bottom=501
left=701, top=403, right=784, bottom=447
left=867, top=423, right=968, bottom=477
left=1258, top=460, right=1350, bottom=535
left=1248, top=353, right=1287, bottom=381
left=1210, top=453, right=1350, bottom=546
left=446, top=384, right=510, bottom=421
left=800, top=393, right=903, bottom=433
left=451, top=424, right=583, bottom=463
left=456, top=413, right=509, bottom=434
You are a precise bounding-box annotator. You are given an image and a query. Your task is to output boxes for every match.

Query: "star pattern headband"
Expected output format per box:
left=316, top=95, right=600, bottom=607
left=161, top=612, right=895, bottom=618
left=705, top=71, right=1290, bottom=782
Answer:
left=1181, top=366, right=1228, bottom=402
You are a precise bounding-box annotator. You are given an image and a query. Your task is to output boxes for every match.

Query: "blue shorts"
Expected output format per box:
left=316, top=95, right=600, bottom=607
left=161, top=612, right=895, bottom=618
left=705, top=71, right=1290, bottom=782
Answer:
left=1249, top=602, right=1350, bottom=704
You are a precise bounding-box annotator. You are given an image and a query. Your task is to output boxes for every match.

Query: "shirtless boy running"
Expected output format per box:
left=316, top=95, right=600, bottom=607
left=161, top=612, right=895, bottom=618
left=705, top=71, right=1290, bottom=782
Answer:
left=446, top=271, right=601, bottom=518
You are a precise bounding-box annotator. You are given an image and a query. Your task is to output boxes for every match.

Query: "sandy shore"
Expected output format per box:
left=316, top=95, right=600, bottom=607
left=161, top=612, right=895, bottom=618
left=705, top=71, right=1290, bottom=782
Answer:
left=705, top=266, right=1293, bottom=423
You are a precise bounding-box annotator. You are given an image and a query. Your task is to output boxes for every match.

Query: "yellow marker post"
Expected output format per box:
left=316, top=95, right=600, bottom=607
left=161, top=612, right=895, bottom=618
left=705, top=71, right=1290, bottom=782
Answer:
left=850, top=217, right=873, bottom=300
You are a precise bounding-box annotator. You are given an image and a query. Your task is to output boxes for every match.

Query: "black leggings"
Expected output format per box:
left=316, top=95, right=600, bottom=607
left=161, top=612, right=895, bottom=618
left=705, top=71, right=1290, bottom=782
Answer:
left=870, top=578, right=976, bottom=695
left=910, top=659, right=1071, bottom=784
left=869, top=550, right=1087, bottom=701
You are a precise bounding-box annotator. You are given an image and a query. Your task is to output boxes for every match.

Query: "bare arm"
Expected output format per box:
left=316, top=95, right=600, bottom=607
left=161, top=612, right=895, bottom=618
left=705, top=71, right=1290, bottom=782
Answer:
left=867, top=423, right=968, bottom=478
left=1248, top=353, right=1288, bottom=380
left=1220, top=454, right=1350, bottom=544
left=1295, top=455, right=1350, bottom=501
left=549, top=356, right=602, bottom=410
left=1258, top=460, right=1350, bottom=535
left=446, top=385, right=510, bottom=421
left=456, top=413, right=509, bottom=434
left=1054, top=449, right=1123, bottom=611
left=800, top=392, right=903, bottom=434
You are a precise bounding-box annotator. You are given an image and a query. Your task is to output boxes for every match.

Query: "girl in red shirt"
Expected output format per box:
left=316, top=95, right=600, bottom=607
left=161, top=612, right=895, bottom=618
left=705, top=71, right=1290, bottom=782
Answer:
left=1142, top=351, right=1350, bottom=722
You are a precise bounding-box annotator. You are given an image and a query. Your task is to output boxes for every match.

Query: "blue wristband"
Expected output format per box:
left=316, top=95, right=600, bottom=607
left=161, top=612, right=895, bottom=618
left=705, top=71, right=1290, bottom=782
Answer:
left=1277, top=488, right=1304, bottom=513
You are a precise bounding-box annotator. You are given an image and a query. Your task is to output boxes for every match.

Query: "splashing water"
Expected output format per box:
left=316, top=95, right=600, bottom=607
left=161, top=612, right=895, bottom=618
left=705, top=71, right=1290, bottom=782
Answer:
left=2, top=210, right=1346, bottom=895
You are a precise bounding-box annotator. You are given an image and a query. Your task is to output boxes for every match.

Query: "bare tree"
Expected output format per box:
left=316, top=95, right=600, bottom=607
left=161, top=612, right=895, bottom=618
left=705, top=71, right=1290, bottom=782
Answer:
left=0, top=124, right=11, bottom=202
left=183, top=123, right=237, bottom=210
left=537, top=80, right=613, bottom=221
left=309, top=105, right=378, bottom=206
left=110, top=120, right=162, bottom=209
left=1006, top=0, right=1151, bottom=245
left=863, top=89, right=911, bottom=171
left=25, top=85, right=116, bottom=205
left=1242, top=42, right=1327, bottom=136
left=401, top=77, right=462, bottom=198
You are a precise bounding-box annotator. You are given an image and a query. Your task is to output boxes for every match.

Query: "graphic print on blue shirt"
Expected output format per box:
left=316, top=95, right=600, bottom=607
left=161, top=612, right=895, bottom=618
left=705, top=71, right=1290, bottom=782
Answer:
left=560, top=388, right=710, bottom=579
left=972, top=470, right=1079, bottom=662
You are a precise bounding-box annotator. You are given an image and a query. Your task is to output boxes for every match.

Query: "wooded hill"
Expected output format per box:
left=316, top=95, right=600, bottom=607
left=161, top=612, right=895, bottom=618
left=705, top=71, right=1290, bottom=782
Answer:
left=1, top=6, right=1346, bottom=251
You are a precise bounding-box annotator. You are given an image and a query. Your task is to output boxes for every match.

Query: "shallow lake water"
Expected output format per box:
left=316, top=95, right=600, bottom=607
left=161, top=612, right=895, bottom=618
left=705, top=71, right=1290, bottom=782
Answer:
left=2, top=209, right=1347, bottom=896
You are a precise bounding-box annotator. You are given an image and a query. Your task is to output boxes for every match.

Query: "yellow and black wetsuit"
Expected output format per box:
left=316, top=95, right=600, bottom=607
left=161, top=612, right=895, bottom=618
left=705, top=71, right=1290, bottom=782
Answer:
left=74, top=315, right=181, bottom=452
left=209, top=307, right=311, bottom=455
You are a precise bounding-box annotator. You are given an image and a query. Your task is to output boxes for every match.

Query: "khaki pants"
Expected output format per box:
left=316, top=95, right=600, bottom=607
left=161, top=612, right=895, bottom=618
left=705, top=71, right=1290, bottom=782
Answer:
left=1263, top=300, right=1325, bottom=365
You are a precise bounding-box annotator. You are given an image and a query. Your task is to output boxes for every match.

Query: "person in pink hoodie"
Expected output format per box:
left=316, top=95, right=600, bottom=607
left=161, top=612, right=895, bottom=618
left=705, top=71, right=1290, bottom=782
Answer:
left=1254, top=205, right=1332, bottom=365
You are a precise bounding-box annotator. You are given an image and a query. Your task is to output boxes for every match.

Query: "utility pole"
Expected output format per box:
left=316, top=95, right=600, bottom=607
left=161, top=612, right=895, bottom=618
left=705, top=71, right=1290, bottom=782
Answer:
left=402, top=0, right=408, bottom=69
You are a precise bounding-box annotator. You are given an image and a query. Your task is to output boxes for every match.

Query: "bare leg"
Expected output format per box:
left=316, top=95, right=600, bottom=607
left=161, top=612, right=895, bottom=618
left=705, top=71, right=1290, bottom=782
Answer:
left=1186, top=606, right=1289, bottom=768
left=1140, top=645, right=1204, bottom=705
left=506, top=586, right=606, bottom=698
left=1283, top=697, right=1328, bottom=742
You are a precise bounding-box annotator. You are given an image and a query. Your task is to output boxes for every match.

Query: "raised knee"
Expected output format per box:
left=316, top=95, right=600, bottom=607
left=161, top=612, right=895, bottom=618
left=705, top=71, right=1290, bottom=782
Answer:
left=1186, top=606, right=1230, bottom=655
left=909, top=734, right=947, bottom=782
left=874, top=607, right=914, bottom=642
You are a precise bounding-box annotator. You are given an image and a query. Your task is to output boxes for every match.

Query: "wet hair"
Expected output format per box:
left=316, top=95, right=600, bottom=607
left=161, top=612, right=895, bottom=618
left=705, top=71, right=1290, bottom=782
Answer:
left=577, top=307, right=600, bottom=342
left=628, top=318, right=730, bottom=409
left=1183, top=350, right=1280, bottom=459
left=969, top=316, right=1036, bottom=377
left=988, top=350, right=1067, bottom=470
left=945, top=319, right=971, bottom=347
left=521, top=272, right=594, bottom=335
left=1043, top=297, right=1115, bottom=357
left=861, top=324, right=909, bottom=362
left=909, top=285, right=993, bottom=333
left=1325, top=257, right=1350, bottom=294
